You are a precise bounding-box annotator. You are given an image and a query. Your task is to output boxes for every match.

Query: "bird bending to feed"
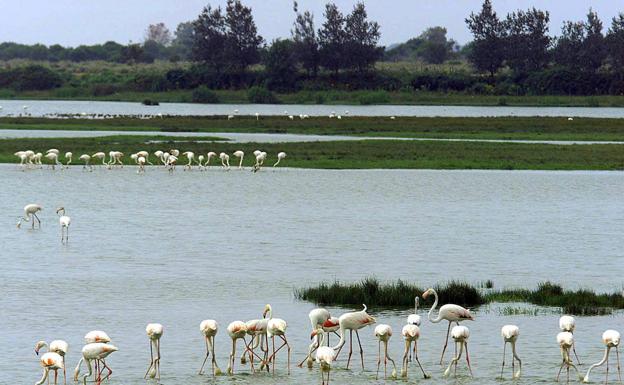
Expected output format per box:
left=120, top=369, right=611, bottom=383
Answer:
left=401, top=324, right=430, bottom=379
left=374, top=324, right=397, bottom=379
left=35, top=340, right=69, bottom=385
left=74, top=343, right=118, bottom=385
left=35, top=352, right=64, bottom=385
left=273, top=152, right=286, bottom=167
left=79, top=154, right=92, bottom=171
left=242, top=307, right=270, bottom=373
left=144, top=323, right=163, bottom=379
left=315, top=329, right=336, bottom=385
left=443, top=325, right=473, bottom=377
left=233, top=150, right=244, bottom=169
left=264, top=304, right=291, bottom=374
left=17, top=203, right=43, bottom=229
left=64, top=152, right=72, bottom=168
left=219, top=152, right=230, bottom=170
left=91, top=152, right=106, bottom=167
left=299, top=308, right=331, bottom=368
left=205, top=152, right=217, bottom=168
left=182, top=151, right=195, bottom=171
left=45, top=152, right=62, bottom=170
left=332, top=304, right=376, bottom=370
left=500, top=324, right=522, bottom=379
left=560, top=315, right=582, bottom=364
left=56, top=207, right=71, bottom=244
left=583, top=329, right=622, bottom=384
left=557, top=331, right=583, bottom=383
left=199, top=320, right=222, bottom=376
left=226, top=321, right=248, bottom=375
left=422, top=287, right=474, bottom=365
left=253, top=152, right=267, bottom=173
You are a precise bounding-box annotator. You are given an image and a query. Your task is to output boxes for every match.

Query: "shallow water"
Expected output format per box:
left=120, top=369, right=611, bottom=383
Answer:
left=1, top=166, right=623, bottom=384
left=3, top=99, right=624, bottom=117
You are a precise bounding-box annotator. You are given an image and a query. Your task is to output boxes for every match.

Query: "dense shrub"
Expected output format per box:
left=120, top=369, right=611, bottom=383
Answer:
left=0, top=65, right=63, bottom=90
left=192, top=86, right=220, bottom=103
left=247, top=86, right=279, bottom=104
left=358, top=91, right=390, bottom=105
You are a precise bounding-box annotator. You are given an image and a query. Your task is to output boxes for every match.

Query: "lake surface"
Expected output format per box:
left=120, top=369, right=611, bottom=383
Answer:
left=1, top=166, right=623, bottom=385
left=3, top=99, right=624, bottom=117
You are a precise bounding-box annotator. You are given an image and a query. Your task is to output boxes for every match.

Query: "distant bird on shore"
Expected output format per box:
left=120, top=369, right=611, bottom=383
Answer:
left=273, top=152, right=286, bottom=167
left=17, top=203, right=42, bottom=229
left=206, top=152, right=217, bottom=168
left=219, top=152, right=230, bottom=170
left=182, top=151, right=195, bottom=171
left=422, top=288, right=474, bottom=365
left=92, top=152, right=106, bottom=167
left=79, top=154, right=92, bottom=171
left=64, top=152, right=72, bottom=168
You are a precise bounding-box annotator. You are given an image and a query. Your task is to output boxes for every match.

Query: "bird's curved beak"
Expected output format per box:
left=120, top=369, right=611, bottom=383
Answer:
left=310, top=330, right=318, bottom=340
left=34, top=348, right=39, bottom=356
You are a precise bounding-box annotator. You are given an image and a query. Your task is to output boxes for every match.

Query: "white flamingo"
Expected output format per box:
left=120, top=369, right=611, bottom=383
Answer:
left=253, top=152, right=267, bottom=173
left=557, top=331, right=583, bottom=383
left=14, top=151, right=28, bottom=170
left=219, top=152, right=230, bottom=170
left=205, top=152, right=217, bottom=168
left=137, top=156, right=146, bottom=173
left=560, top=315, right=582, bottom=364
left=226, top=321, right=248, bottom=375
left=500, top=324, right=522, bottom=379
left=315, top=329, right=336, bottom=385
left=144, top=323, right=163, bottom=380
left=233, top=150, right=244, bottom=169
left=74, top=343, right=118, bottom=385
left=92, top=152, right=106, bottom=167
left=401, top=324, right=429, bottom=378
left=264, top=304, right=291, bottom=374
left=332, top=304, right=376, bottom=370
left=182, top=151, right=195, bottom=170
left=45, top=152, right=61, bottom=170
left=79, top=155, right=92, bottom=171
left=35, top=352, right=64, bottom=385
left=64, top=152, right=72, bottom=168
left=136, top=151, right=152, bottom=165
left=273, top=152, right=286, bottom=167
left=374, top=324, right=397, bottom=379
left=422, top=288, right=474, bottom=364
left=56, top=207, right=71, bottom=244
left=443, top=325, right=473, bottom=377
left=35, top=340, right=69, bottom=385
left=299, top=308, right=331, bottom=368
left=17, top=203, right=42, bottom=229
left=583, top=330, right=622, bottom=384
left=199, top=320, right=222, bottom=376
left=197, top=155, right=206, bottom=170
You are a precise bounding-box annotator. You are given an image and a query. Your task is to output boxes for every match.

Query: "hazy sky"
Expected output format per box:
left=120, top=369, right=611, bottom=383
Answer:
left=1, top=1, right=623, bottom=47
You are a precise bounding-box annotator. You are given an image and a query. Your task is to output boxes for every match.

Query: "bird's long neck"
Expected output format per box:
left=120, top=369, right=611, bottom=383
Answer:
left=587, top=346, right=610, bottom=376
left=415, top=297, right=419, bottom=313
left=427, top=290, right=441, bottom=323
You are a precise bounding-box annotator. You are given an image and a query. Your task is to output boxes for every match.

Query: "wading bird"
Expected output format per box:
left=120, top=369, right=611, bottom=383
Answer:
left=560, top=315, right=582, bottom=364
left=226, top=321, right=248, bottom=375
left=583, top=329, right=622, bottom=384
left=315, top=329, right=336, bottom=385
left=401, top=324, right=429, bottom=379
left=17, top=203, right=42, bottom=229
left=74, top=343, right=118, bottom=385
left=219, top=152, right=230, bottom=170
left=92, top=152, right=106, bottom=167
left=197, top=155, right=205, bottom=170
left=136, top=151, right=152, bottom=165
left=144, top=323, right=163, bottom=380
left=557, top=331, right=583, bottom=383
left=79, top=154, right=92, bottom=171
left=273, top=152, right=286, bottom=167
left=107, top=151, right=123, bottom=168
left=299, top=308, right=331, bottom=368
left=443, top=325, right=473, bottom=377
left=408, top=297, right=421, bottom=326
left=205, top=152, right=217, bottom=168
left=500, top=324, right=522, bottom=379
left=242, top=308, right=270, bottom=372
left=332, top=304, right=376, bottom=370
left=374, top=324, right=397, bottom=379
left=35, top=352, right=64, bottom=385
left=45, top=152, right=62, bottom=170
left=422, top=288, right=474, bottom=365
left=182, top=151, right=195, bottom=171
left=264, top=304, right=291, bottom=374
left=64, top=152, right=72, bottom=168
left=137, top=156, right=146, bottom=173
left=233, top=150, right=244, bottom=169
left=35, top=340, right=68, bottom=385
left=253, top=152, right=267, bottom=173
left=56, top=207, right=71, bottom=244
left=14, top=151, right=29, bottom=170
left=199, top=320, right=222, bottom=376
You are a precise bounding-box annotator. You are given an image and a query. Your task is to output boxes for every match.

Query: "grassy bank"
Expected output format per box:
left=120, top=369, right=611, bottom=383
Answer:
left=296, top=279, right=623, bottom=315
left=3, top=116, right=624, bottom=142
left=3, top=88, right=624, bottom=107
left=2, top=136, right=624, bottom=170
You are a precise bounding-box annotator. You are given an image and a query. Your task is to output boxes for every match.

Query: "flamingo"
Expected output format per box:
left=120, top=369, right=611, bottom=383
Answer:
left=166, top=155, right=178, bottom=173
left=197, top=155, right=206, bottom=170
left=228, top=115, right=234, bottom=120
left=500, top=324, right=522, bottom=379
left=253, top=152, right=267, bottom=173
left=219, top=152, right=230, bottom=170
left=33, top=152, right=43, bottom=168
left=92, top=152, right=106, bottom=167
left=137, top=156, right=146, bottom=173
left=443, top=325, right=473, bottom=377
left=255, top=112, right=260, bottom=121
left=315, top=329, right=336, bottom=385
left=17, top=203, right=42, bottom=229
left=182, top=151, right=195, bottom=171
left=107, top=151, right=123, bottom=168
left=79, top=155, right=92, bottom=171
left=35, top=340, right=69, bottom=385
left=374, top=324, right=397, bottom=379
left=136, top=151, right=152, bottom=165
left=199, top=320, right=222, bottom=376
left=64, top=152, right=72, bottom=168
left=82, top=330, right=112, bottom=380
left=408, top=296, right=421, bottom=326
left=400, top=324, right=429, bottom=379
left=226, top=321, right=248, bottom=375
left=273, top=152, right=286, bottom=167
left=56, top=207, right=71, bottom=244
left=74, top=343, right=118, bottom=385
left=14, top=151, right=28, bottom=170
left=264, top=304, right=291, bottom=374
left=242, top=309, right=270, bottom=372
left=560, top=315, right=582, bottom=364
left=305, top=317, right=341, bottom=368
left=299, top=308, right=331, bottom=368
left=233, top=150, right=244, bottom=169
left=170, top=149, right=180, bottom=157
left=35, top=352, right=64, bottom=385
left=205, top=152, right=217, bottom=168
left=154, top=150, right=165, bottom=165
left=144, top=323, right=163, bottom=380
left=422, top=288, right=474, bottom=365
left=583, top=330, right=622, bottom=384
left=332, top=304, right=376, bottom=370
left=45, top=152, right=61, bottom=170
left=46, top=149, right=60, bottom=156
left=557, top=331, right=583, bottom=383
left=130, top=153, right=139, bottom=164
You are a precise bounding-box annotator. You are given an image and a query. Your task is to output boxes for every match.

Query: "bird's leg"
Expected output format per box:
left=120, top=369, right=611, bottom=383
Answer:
left=616, top=346, right=622, bottom=383
left=465, top=342, right=473, bottom=377
left=210, top=336, right=221, bottom=375
left=156, top=338, right=161, bottom=379
left=606, top=347, right=610, bottom=385
left=500, top=341, right=507, bottom=378
left=144, top=340, right=154, bottom=378
left=199, top=337, right=210, bottom=374
left=54, top=369, right=58, bottom=385
left=355, top=330, right=365, bottom=370
left=62, top=356, right=67, bottom=385
left=573, top=342, right=582, bottom=365
left=100, top=359, right=113, bottom=381
left=414, top=341, right=430, bottom=379
left=384, top=341, right=388, bottom=379
left=283, top=335, right=291, bottom=375
left=228, top=339, right=235, bottom=375
left=440, top=321, right=452, bottom=365
left=386, top=340, right=397, bottom=379
left=401, top=340, right=409, bottom=378
left=376, top=340, right=381, bottom=380
left=271, top=335, right=276, bottom=374
left=346, top=330, right=353, bottom=370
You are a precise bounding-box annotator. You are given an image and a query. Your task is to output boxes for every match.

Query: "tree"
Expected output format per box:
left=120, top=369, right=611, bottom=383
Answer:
left=224, top=0, right=264, bottom=73
left=606, top=13, right=624, bottom=71
left=504, top=8, right=550, bottom=73
left=263, top=39, right=298, bottom=91
left=292, top=1, right=319, bottom=77
left=466, top=0, right=506, bottom=77
left=318, top=3, right=345, bottom=75
left=343, top=2, right=383, bottom=73
left=554, top=21, right=585, bottom=69
left=192, top=5, right=228, bottom=72
left=172, top=22, right=195, bottom=60
left=145, top=23, right=172, bottom=46
left=120, top=43, right=146, bottom=64
left=580, top=8, right=606, bottom=72
left=420, top=27, right=456, bottom=64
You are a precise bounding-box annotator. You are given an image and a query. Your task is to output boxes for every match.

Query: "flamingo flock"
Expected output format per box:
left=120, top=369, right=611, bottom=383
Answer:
left=27, top=296, right=623, bottom=384
left=13, top=148, right=287, bottom=173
